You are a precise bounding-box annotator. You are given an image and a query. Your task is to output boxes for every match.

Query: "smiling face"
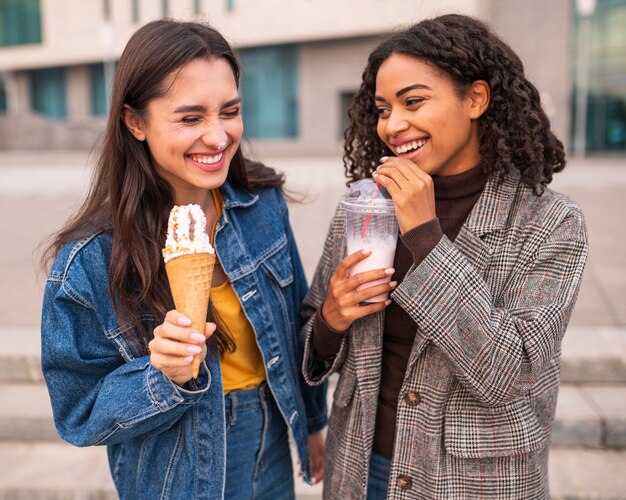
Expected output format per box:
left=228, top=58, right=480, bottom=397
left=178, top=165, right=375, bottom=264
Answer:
left=375, top=53, right=488, bottom=177
left=124, top=57, right=243, bottom=206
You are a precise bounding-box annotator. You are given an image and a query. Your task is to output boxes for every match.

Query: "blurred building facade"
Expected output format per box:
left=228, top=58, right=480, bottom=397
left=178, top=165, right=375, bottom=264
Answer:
left=0, top=0, right=624, bottom=156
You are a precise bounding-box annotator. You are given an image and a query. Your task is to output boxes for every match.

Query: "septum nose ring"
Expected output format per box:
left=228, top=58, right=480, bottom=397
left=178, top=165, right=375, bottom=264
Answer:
left=217, top=141, right=227, bottom=150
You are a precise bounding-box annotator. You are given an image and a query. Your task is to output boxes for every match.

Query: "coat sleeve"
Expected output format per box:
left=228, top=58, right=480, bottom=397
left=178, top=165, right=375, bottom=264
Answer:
left=301, top=204, right=350, bottom=385
left=277, top=191, right=328, bottom=433
left=41, top=264, right=211, bottom=447
left=393, top=206, right=588, bottom=407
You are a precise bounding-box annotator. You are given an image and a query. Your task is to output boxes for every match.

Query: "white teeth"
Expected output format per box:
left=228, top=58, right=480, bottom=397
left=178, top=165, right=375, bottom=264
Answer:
left=395, top=139, right=426, bottom=155
left=190, top=152, right=223, bottom=165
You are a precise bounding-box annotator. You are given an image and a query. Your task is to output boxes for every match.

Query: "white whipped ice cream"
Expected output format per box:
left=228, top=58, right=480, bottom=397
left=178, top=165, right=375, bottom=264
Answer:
left=162, top=204, right=215, bottom=263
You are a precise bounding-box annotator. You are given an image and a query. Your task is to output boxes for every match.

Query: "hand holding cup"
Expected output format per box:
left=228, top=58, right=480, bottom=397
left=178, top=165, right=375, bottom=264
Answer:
left=321, top=249, right=396, bottom=332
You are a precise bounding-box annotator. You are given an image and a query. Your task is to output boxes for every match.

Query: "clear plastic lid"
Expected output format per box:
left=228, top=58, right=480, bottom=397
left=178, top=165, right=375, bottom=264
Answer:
left=341, top=178, right=395, bottom=214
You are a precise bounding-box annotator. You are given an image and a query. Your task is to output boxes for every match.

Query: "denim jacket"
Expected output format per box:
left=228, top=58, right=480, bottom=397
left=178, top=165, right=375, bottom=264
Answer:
left=41, top=182, right=327, bottom=500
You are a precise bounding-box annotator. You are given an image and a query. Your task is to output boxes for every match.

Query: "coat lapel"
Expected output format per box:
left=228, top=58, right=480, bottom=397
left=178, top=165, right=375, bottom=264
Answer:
left=407, top=170, right=521, bottom=370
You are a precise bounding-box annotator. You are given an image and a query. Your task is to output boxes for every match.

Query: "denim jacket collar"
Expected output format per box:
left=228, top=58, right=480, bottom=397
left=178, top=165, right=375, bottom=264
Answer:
left=220, top=181, right=259, bottom=209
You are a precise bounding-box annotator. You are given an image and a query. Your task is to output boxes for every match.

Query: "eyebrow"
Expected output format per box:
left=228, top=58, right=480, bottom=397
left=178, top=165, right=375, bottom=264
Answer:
left=173, top=97, right=241, bottom=113
left=374, top=83, right=432, bottom=102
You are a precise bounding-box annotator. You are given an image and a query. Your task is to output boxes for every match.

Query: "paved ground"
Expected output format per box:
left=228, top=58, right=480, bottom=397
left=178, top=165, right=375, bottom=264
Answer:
left=0, top=151, right=625, bottom=498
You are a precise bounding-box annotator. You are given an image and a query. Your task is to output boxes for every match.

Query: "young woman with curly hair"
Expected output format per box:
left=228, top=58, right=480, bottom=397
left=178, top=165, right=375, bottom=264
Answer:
left=302, top=14, right=588, bottom=499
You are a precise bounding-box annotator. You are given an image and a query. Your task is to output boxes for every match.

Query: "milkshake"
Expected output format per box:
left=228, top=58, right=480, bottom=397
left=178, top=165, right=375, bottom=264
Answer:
left=342, top=179, right=399, bottom=303
left=347, top=235, right=397, bottom=302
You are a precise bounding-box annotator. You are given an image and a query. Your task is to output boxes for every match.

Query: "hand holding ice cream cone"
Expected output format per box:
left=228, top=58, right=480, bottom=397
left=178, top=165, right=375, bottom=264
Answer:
left=153, top=204, right=216, bottom=381
left=149, top=311, right=216, bottom=386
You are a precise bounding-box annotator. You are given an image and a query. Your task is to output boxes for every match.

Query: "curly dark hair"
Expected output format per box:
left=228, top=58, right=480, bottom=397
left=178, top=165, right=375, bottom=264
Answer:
left=344, top=14, right=565, bottom=191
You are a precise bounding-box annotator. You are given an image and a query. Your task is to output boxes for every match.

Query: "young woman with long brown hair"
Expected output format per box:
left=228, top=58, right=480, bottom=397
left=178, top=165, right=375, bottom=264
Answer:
left=41, top=19, right=325, bottom=499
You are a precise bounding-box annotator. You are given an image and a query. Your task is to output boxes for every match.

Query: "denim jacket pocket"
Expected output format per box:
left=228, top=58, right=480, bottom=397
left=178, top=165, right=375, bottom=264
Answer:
left=444, top=397, right=547, bottom=458
left=262, top=243, right=294, bottom=288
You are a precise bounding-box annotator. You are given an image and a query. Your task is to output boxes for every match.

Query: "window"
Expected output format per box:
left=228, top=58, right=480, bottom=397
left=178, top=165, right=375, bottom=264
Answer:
left=30, top=67, right=67, bottom=119
left=0, top=0, right=41, bottom=47
left=339, top=91, right=356, bottom=139
left=102, top=0, right=111, bottom=20
left=572, top=0, right=626, bottom=152
left=239, top=45, right=298, bottom=138
left=89, top=64, right=108, bottom=116
left=132, top=0, right=140, bottom=23
left=0, top=78, right=6, bottom=113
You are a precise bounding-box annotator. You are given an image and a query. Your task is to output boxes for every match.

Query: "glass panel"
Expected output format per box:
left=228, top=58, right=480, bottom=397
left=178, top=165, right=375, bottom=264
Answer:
left=0, top=78, right=6, bottom=112
left=89, top=64, right=108, bottom=117
left=339, top=91, right=356, bottom=139
left=239, top=45, right=298, bottom=138
left=102, top=0, right=111, bottom=20
left=30, top=67, right=67, bottom=119
left=0, top=0, right=41, bottom=46
left=572, top=0, right=626, bottom=152
left=132, top=0, right=140, bottom=22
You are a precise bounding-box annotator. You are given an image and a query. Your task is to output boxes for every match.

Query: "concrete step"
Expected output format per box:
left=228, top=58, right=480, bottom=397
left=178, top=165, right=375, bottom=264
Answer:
left=549, top=448, right=626, bottom=500
left=0, top=441, right=322, bottom=500
left=552, top=384, right=626, bottom=449
left=0, top=328, right=44, bottom=384
left=3, top=326, right=626, bottom=384
left=0, top=442, right=623, bottom=499
left=3, top=381, right=625, bottom=452
left=560, top=328, right=626, bottom=384
left=0, top=384, right=58, bottom=442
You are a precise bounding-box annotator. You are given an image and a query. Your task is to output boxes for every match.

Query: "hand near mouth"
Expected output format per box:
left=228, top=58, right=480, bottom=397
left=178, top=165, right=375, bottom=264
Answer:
left=373, top=156, right=437, bottom=234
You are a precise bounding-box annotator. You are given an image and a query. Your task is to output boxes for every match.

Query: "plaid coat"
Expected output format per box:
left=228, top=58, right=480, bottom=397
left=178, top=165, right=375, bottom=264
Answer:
left=302, top=170, right=588, bottom=499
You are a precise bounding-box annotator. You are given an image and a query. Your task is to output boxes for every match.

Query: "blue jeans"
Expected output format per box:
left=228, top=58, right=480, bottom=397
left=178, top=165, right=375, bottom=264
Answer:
left=367, top=452, right=391, bottom=499
left=224, top=383, right=295, bottom=499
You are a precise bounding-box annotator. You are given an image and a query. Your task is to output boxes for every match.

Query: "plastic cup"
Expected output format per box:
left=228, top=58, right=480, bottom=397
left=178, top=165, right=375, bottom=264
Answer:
left=341, top=178, right=398, bottom=303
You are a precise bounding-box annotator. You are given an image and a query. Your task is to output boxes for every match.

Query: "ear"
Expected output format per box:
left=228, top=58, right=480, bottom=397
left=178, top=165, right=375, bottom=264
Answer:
left=467, top=80, right=490, bottom=119
left=122, top=105, right=147, bottom=141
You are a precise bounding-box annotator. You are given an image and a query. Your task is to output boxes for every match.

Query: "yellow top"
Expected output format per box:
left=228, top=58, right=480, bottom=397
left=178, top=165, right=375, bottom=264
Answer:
left=210, top=190, right=266, bottom=393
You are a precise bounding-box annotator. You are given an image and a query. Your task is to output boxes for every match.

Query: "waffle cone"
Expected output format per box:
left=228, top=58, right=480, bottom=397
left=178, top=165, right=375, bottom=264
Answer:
left=165, top=252, right=215, bottom=378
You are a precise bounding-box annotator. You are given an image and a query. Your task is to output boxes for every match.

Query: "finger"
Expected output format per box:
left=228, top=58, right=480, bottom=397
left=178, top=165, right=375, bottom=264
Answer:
left=155, top=322, right=205, bottom=344
left=312, top=466, right=323, bottom=484
left=381, top=156, right=436, bottom=193
left=372, top=170, right=402, bottom=199
left=347, top=300, right=390, bottom=319
left=375, top=163, right=412, bottom=190
left=347, top=267, right=395, bottom=289
left=353, top=281, right=397, bottom=304
left=164, top=309, right=192, bottom=327
left=334, top=248, right=372, bottom=279
left=331, top=265, right=392, bottom=306
left=380, top=155, right=422, bottom=176
left=204, top=322, right=217, bottom=338
left=150, top=337, right=203, bottom=357
left=340, top=248, right=373, bottom=271
left=151, top=353, right=194, bottom=370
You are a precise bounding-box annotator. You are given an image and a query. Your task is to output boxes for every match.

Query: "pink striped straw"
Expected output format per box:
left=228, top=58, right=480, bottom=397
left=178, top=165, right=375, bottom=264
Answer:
left=360, top=180, right=380, bottom=243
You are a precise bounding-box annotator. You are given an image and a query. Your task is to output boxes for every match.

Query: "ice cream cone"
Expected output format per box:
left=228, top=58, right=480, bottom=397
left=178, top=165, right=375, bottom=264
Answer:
left=165, top=252, right=215, bottom=378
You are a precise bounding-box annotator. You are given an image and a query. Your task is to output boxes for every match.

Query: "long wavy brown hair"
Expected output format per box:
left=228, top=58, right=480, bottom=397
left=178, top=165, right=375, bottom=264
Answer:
left=344, top=14, right=566, bottom=191
left=42, top=19, right=284, bottom=354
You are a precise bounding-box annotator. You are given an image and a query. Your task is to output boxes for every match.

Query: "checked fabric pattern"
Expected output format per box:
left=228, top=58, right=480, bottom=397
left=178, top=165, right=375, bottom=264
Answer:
left=301, top=169, right=588, bottom=499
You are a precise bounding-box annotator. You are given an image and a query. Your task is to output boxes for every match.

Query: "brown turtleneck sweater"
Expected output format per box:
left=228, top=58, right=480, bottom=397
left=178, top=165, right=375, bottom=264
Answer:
left=311, top=165, right=488, bottom=459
